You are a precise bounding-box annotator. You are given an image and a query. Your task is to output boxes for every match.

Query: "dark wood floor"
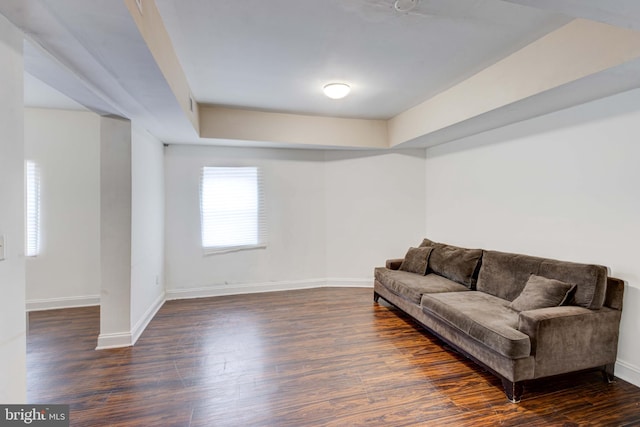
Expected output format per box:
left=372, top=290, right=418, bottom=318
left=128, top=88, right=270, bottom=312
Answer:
left=28, top=287, right=640, bottom=426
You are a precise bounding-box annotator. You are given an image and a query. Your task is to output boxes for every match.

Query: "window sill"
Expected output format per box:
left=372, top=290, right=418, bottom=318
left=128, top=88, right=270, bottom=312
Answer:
left=203, top=244, right=267, bottom=256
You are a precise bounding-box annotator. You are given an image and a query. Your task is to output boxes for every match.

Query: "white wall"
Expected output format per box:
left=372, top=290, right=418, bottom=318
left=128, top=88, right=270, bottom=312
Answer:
left=424, top=88, right=640, bottom=387
left=22, top=111, right=164, bottom=346
left=325, top=150, right=426, bottom=280
left=24, top=109, right=101, bottom=310
left=0, top=13, right=26, bottom=403
left=164, top=145, right=426, bottom=297
left=165, top=145, right=327, bottom=297
left=130, top=124, right=165, bottom=342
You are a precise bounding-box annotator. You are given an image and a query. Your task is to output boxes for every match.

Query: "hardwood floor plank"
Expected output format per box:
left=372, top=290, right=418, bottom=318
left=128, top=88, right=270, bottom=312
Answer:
left=27, top=287, right=640, bottom=426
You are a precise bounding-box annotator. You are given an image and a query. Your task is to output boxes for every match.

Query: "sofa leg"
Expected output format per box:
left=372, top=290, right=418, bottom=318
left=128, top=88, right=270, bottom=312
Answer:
left=502, top=379, right=523, bottom=403
left=373, top=291, right=380, bottom=303
left=602, top=363, right=616, bottom=384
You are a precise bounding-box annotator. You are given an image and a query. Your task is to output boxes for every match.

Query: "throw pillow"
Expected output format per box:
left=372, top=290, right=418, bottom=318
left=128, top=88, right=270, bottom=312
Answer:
left=419, top=238, right=437, bottom=248
left=399, top=246, right=433, bottom=275
left=509, top=274, right=576, bottom=312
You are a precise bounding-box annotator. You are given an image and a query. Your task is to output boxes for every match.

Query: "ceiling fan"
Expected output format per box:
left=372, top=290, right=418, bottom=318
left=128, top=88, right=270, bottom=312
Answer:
left=342, top=0, right=495, bottom=24
left=346, top=0, right=431, bottom=18
left=393, top=0, right=420, bottom=13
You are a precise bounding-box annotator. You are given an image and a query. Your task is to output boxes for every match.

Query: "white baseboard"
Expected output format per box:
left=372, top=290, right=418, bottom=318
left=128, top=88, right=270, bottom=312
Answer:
left=96, top=292, right=166, bottom=350
left=615, top=359, right=640, bottom=387
left=131, top=291, right=165, bottom=345
left=166, top=277, right=373, bottom=300
left=326, top=278, right=373, bottom=288
left=95, top=331, right=133, bottom=350
left=26, top=295, right=100, bottom=312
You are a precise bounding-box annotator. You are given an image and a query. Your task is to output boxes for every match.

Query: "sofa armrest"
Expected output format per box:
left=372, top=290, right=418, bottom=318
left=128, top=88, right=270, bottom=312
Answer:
left=518, top=306, right=621, bottom=378
left=385, top=258, right=404, bottom=270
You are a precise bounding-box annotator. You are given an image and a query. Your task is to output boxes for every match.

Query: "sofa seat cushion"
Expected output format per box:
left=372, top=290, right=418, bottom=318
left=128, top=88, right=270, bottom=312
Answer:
left=375, top=268, right=469, bottom=304
left=421, top=292, right=531, bottom=359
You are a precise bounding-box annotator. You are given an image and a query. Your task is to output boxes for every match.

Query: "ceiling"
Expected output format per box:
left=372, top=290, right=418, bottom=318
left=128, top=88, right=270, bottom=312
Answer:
left=155, top=0, right=568, bottom=119
left=3, top=0, right=640, bottom=149
left=24, top=72, right=87, bottom=111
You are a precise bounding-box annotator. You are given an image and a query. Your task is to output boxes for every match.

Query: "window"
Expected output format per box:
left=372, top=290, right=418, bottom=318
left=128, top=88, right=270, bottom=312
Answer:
left=25, top=160, right=41, bottom=257
left=200, top=166, right=266, bottom=254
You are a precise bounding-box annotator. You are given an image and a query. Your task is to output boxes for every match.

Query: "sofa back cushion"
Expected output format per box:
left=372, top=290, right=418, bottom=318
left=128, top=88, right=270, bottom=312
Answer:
left=477, top=250, right=608, bottom=309
left=428, top=244, right=483, bottom=289
left=475, top=251, right=541, bottom=302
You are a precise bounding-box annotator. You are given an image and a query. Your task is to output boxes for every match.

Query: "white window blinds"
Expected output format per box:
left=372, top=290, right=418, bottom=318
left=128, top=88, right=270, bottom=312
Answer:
left=200, top=166, right=266, bottom=254
left=26, top=160, right=41, bottom=257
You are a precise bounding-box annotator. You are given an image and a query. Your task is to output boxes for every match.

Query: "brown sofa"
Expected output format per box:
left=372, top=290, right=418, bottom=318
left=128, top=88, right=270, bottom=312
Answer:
left=373, top=238, right=624, bottom=402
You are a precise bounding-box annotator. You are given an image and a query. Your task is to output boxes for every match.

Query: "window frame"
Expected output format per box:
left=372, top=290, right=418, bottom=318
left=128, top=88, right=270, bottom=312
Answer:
left=199, top=166, right=267, bottom=255
left=25, top=160, right=41, bottom=257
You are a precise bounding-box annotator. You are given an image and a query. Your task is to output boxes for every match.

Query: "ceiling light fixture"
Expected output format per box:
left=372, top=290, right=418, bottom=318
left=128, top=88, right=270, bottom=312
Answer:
left=323, top=83, right=351, bottom=100
left=394, top=0, right=418, bottom=13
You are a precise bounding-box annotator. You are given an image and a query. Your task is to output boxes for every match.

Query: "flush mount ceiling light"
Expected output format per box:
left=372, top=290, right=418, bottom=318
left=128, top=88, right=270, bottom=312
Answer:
left=323, top=83, right=351, bottom=100
left=394, top=0, right=419, bottom=13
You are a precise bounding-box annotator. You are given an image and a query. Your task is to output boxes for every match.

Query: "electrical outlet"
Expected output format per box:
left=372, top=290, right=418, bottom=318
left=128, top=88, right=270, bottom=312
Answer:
left=0, top=235, right=5, bottom=261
